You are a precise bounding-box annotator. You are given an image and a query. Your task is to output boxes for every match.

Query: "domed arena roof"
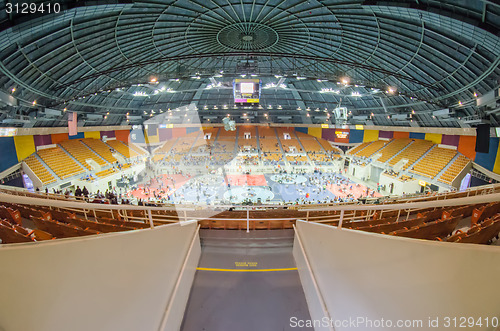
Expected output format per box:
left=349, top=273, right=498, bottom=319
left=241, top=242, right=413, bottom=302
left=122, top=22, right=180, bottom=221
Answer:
left=0, top=0, right=498, bottom=127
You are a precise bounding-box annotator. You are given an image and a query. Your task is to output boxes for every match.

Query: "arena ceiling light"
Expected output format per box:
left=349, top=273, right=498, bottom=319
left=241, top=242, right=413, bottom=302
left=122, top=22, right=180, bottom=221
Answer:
left=341, top=77, right=350, bottom=85
left=386, top=87, right=397, bottom=94
left=320, top=88, right=340, bottom=94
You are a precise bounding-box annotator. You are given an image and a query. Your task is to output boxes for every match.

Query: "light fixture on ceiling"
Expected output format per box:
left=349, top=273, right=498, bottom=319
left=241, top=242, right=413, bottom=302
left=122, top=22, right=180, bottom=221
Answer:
left=386, top=87, right=396, bottom=94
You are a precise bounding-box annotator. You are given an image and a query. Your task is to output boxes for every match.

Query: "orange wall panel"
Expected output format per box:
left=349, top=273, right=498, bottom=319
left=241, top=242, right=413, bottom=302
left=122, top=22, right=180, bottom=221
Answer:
left=458, top=135, right=476, bottom=160
left=172, top=128, right=186, bottom=138
left=393, top=131, right=409, bottom=139
left=115, top=130, right=130, bottom=143
left=51, top=133, right=68, bottom=144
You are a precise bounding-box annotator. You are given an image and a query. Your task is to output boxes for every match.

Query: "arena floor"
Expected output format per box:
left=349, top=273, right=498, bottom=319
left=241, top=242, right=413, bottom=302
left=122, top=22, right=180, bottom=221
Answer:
left=127, top=172, right=382, bottom=205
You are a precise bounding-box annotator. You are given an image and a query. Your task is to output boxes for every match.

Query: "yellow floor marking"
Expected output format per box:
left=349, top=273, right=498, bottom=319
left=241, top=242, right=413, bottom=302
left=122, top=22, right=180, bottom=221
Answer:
left=196, top=267, right=298, bottom=272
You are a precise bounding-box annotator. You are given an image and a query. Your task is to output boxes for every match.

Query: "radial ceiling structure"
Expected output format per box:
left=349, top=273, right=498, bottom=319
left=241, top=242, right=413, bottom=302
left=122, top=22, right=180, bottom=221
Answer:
left=0, top=0, right=498, bottom=127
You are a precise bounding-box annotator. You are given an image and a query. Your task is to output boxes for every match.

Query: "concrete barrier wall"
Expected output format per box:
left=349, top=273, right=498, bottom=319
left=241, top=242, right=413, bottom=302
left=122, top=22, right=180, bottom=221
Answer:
left=295, top=220, right=500, bottom=331
left=293, top=228, right=333, bottom=331
left=0, top=222, right=200, bottom=331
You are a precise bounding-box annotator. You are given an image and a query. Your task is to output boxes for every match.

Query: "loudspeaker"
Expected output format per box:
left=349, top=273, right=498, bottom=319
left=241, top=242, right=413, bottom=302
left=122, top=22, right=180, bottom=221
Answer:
left=475, top=124, right=490, bottom=153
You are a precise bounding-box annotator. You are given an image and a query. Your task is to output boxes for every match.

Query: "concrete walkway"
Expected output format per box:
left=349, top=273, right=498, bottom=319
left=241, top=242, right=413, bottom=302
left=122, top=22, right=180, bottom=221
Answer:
left=181, top=229, right=312, bottom=331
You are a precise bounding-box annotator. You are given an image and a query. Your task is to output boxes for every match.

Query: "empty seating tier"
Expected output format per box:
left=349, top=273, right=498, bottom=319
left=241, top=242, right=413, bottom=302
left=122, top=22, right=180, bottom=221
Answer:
left=201, top=128, right=219, bottom=140
left=128, top=142, right=147, bottom=155
left=388, top=139, right=433, bottom=170
left=299, top=139, right=322, bottom=152
left=260, top=138, right=281, bottom=153
left=212, top=139, right=235, bottom=153
left=258, top=127, right=277, bottom=138
left=82, top=138, right=118, bottom=163
left=355, top=140, right=387, bottom=158
left=280, top=138, right=302, bottom=153
left=238, top=138, right=258, bottom=151
left=411, top=147, right=457, bottom=179
left=238, top=126, right=257, bottom=137
left=106, top=140, right=139, bottom=158
left=376, top=138, right=412, bottom=163
left=37, top=147, right=85, bottom=179
left=439, top=155, right=470, bottom=185
left=24, top=155, right=56, bottom=184
left=171, top=137, right=196, bottom=154
left=95, top=168, right=117, bottom=178
left=317, top=138, right=337, bottom=152
left=60, top=139, right=107, bottom=169
left=152, top=154, right=165, bottom=162
left=155, top=140, right=177, bottom=154
left=347, top=142, right=370, bottom=155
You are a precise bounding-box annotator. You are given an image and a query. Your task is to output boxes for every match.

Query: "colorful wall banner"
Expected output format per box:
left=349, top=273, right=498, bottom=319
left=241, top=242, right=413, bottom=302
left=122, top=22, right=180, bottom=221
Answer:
left=1, top=126, right=499, bottom=176
left=308, top=127, right=322, bottom=139
left=441, top=135, right=460, bottom=147
left=425, top=133, right=442, bottom=145
left=349, top=129, right=364, bottom=143
left=13, top=135, right=35, bottom=162
left=363, top=130, right=379, bottom=142
left=84, top=131, right=101, bottom=140
left=51, top=133, right=69, bottom=144
left=0, top=137, right=18, bottom=172
left=409, top=132, right=425, bottom=140
left=457, top=135, right=476, bottom=160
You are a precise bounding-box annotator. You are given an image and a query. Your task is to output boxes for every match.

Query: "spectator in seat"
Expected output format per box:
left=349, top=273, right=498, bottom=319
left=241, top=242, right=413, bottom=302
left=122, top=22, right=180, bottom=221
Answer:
left=75, top=186, right=82, bottom=198
left=82, top=186, right=89, bottom=198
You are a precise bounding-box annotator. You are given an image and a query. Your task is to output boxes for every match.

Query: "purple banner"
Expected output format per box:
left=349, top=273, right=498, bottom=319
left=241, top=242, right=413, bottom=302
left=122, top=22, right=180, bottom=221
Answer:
left=441, top=134, right=459, bottom=147
left=100, top=130, right=115, bottom=139
left=321, top=128, right=336, bottom=141
left=158, top=128, right=172, bottom=141
left=378, top=130, right=394, bottom=139
left=34, top=134, right=52, bottom=147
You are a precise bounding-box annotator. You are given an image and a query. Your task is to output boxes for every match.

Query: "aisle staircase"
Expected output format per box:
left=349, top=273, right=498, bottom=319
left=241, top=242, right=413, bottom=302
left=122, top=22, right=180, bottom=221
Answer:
left=274, top=128, right=289, bottom=166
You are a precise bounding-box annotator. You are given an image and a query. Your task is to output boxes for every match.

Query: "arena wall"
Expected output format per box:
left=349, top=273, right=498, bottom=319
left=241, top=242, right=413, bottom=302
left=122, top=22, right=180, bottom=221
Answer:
left=0, top=221, right=200, bottom=331
left=295, top=220, right=500, bottom=331
left=0, top=124, right=499, bottom=176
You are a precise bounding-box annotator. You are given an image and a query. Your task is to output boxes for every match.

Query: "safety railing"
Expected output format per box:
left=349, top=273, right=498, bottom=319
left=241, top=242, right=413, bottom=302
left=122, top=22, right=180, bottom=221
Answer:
left=0, top=184, right=499, bottom=233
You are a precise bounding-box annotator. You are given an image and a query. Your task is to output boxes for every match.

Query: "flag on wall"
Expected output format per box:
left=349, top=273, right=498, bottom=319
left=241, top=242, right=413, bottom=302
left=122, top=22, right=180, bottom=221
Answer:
left=68, top=112, right=77, bottom=136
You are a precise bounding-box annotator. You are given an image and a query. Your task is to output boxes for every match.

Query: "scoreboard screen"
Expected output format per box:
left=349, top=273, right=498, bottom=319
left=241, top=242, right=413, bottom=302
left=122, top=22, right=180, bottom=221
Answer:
left=233, top=79, right=261, bottom=103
